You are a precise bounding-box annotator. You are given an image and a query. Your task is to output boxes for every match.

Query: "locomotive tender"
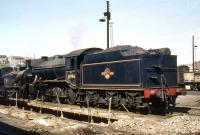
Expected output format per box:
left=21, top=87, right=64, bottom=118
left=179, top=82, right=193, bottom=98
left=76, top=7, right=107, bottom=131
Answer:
left=3, top=45, right=185, bottom=113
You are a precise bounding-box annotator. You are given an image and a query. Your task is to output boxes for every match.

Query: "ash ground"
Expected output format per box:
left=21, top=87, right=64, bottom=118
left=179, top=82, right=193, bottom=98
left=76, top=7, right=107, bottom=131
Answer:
left=0, top=91, right=200, bottom=135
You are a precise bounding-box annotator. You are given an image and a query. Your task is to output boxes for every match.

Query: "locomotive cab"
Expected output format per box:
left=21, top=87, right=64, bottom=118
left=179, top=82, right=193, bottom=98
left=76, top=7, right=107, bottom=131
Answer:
left=66, top=56, right=78, bottom=86
left=65, top=48, right=103, bottom=87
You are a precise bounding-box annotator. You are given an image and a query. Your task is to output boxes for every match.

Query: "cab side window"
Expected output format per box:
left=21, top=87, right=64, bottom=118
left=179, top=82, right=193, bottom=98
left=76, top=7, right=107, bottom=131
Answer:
left=66, top=57, right=76, bottom=69
left=70, top=59, right=74, bottom=68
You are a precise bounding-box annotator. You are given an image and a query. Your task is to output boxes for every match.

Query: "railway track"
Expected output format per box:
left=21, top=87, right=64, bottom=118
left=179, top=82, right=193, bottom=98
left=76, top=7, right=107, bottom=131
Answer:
left=1, top=98, right=200, bottom=135
left=0, top=96, right=200, bottom=125
left=1, top=98, right=124, bottom=123
left=0, top=98, right=176, bottom=123
left=172, top=105, right=200, bottom=117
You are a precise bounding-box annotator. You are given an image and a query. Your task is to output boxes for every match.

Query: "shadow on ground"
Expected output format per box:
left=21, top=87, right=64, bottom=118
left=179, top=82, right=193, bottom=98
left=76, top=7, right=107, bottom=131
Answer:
left=173, top=107, right=191, bottom=113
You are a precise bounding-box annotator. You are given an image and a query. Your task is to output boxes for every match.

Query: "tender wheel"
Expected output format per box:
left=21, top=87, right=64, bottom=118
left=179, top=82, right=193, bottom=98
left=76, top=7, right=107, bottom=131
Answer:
left=67, top=88, right=76, bottom=104
left=86, top=91, right=98, bottom=106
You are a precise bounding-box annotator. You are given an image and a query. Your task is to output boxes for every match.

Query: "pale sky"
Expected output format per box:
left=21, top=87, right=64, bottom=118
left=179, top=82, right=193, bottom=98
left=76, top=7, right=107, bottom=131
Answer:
left=0, top=0, right=200, bottom=65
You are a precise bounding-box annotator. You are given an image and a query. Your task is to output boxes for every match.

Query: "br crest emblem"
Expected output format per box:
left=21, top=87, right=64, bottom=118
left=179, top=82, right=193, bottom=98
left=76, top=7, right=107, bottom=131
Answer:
left=101, top=67, right=114, bottom=79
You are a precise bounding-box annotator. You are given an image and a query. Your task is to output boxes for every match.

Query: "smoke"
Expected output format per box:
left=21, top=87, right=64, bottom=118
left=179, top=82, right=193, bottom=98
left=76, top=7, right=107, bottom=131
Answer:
left=193, top=27, right=200, bottom=39
left=69, top=25, right=85, bottom=50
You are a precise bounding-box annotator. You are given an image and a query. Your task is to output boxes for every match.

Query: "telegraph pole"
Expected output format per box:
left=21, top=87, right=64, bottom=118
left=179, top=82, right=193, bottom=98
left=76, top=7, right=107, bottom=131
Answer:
left=193, top=35, right=195, bottom=73
left=106, top=1, right=110, bottom=49
left=99, top=1, right=111, bottom=49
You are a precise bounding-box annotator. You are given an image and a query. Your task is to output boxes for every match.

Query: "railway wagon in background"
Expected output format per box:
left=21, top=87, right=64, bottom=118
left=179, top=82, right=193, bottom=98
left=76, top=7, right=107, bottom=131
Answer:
left=184, top=72, right=200, bottom=91
left=177, top=65, right=190, bottom=86
left=177, top=65, right=200, bottom=91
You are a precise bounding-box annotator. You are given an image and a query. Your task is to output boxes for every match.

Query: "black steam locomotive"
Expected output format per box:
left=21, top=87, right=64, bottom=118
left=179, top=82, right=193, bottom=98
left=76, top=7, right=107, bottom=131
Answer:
left=1, top=45, right=185, bottom=113
left=0, top=67, right=13, bottom=98
left=0, top=66, right=28, bottom=98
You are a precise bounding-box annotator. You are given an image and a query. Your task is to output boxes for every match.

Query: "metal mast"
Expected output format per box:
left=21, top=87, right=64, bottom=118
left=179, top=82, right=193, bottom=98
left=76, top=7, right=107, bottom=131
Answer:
left=106, top=1, right=110, bottom=49
left=99, top=1, right=111, bottom=49
left=192, top=35, right=195, bottom=72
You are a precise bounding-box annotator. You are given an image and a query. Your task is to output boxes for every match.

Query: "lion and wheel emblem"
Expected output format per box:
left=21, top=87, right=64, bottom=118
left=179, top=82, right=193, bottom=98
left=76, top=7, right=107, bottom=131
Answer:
left=101, top=67, right=114, bottom=79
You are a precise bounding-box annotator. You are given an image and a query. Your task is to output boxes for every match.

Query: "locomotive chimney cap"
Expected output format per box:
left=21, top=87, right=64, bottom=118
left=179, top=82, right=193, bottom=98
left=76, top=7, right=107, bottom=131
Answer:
left=41, top=56, right=48, bottom=61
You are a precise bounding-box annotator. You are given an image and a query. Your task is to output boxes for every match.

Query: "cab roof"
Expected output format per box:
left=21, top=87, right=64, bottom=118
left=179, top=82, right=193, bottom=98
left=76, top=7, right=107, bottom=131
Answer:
left=65, top=47, right=103, bottom=58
